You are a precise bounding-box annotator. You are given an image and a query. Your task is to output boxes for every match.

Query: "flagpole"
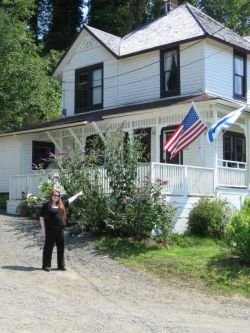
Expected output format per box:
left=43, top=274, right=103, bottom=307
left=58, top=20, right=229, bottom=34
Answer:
left=192, top=102, right=203, bottom=165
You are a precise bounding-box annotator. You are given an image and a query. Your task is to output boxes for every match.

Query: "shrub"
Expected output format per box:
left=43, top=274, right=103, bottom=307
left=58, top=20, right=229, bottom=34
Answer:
left=55, top=129, right=176, bottom=241
left=17, top=194, right=42, bottom=219
left=105, top=181, right=175, bottom=241
left=103, top=130, right=175, bottom=241
left=56, top=148, right=109, bottom=233
left=188, top=198, right=230, bottom=238
left=38, top=179, right=54, bottom=200
left=226, top=200, right=250, bottom=262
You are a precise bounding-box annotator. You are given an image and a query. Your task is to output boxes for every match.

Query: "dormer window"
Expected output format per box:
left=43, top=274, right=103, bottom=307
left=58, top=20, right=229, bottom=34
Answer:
left=160, top=47, right=180, bottom=98
left=233, top=51, right=246, bottom=100
left=75, top=63, right=103, bottom=113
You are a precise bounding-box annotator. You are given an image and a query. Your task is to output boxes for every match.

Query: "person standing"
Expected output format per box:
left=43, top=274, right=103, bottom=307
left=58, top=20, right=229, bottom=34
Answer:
left=40, top=189, right=82, bottom=272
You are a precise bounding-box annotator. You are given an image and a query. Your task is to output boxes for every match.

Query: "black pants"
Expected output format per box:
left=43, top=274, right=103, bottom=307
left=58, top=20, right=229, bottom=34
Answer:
left=42, top=228, right=65, bottom=269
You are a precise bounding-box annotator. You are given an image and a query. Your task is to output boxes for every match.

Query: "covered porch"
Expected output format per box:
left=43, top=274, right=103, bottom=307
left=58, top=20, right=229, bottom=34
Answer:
left=6, top=98, right=250, bottom=212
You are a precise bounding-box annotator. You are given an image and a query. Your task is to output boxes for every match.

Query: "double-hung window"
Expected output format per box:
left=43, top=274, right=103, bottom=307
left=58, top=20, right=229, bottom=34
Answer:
left=223, top=131, right=246, bottom=168
left=161, top=48, right=180, bottom=97
left=75, top=63, right=103, bottom=113
left=233, top=51, right=247, bottom=100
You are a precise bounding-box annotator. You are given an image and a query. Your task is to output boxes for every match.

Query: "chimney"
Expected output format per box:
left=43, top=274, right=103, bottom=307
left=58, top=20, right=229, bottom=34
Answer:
left=163, top=0, right=179, bottom=14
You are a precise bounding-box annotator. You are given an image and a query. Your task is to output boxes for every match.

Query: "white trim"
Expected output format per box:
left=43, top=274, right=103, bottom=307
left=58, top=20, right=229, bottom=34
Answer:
left=0, top=121, right=89, bottom=138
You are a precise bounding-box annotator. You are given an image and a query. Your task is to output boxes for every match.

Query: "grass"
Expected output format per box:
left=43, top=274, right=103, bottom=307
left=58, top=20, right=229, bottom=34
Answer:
left=95, top=236, right=250, bottom=298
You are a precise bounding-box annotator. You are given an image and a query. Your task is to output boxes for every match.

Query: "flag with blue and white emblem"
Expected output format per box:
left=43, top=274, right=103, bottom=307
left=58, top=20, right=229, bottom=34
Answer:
left=207, top=106, right=246, bottom=143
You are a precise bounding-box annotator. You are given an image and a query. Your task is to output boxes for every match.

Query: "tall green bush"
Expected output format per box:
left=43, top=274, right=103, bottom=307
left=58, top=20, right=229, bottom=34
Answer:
left=56, top=148, right=108, bottom=233
left=55, top=130, right=175, bottom=241
left=226, top=199, right=250, bottom=262
left=188, top=198, right=230, bottom=238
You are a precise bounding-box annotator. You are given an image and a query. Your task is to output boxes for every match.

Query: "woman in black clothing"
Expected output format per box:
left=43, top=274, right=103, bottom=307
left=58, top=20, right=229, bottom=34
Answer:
left=40, top=189, right=82, bottom=272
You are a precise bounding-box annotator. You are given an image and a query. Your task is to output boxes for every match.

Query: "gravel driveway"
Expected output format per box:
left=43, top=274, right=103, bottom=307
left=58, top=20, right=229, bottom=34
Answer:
left=0, top=214, right=249, bottom=333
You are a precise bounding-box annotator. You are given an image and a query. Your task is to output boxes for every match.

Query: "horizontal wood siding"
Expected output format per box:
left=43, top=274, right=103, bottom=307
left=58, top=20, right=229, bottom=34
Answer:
left=116, top=51, right=160, bottom=105
left=0, top=137, right=20, bottom=192
left=204, top=40, right=234, bottom=100
left=180, top=41, right=205, bottom=95
left=62, top=30, right=118, bottom=116
left=61, top=31, right=208, bottom=116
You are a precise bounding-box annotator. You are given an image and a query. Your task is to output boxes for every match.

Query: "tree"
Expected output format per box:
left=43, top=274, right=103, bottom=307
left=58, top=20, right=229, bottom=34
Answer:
left=199, top=0, right=250, bottom=35
left=89, top=0, right=250, bottom=36
left=89, top=0, right=151, bottom=36
left=0, top=7, right=61, bottom=131
left=45, top=0, right=84, bottom=51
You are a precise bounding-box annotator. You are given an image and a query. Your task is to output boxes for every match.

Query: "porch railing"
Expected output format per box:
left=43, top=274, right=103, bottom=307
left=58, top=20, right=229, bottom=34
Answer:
left=152, top=163, right=214, bottom=195
left=9, top=162, right=249, bottom=201
left=217, top=166, right=247, bottom=188
left=9, top=171, right=55, bottom=200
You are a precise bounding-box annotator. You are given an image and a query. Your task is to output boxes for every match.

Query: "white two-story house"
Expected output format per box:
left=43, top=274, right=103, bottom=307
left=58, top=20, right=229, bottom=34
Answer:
left=1, top=2, right=250, bottom=231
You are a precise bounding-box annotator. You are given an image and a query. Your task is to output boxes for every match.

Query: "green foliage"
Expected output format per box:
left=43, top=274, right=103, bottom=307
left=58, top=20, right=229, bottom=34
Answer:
left=96, top=236, right=250, bottom=298
left=188, top=198, right=231, bottom=238
left=0, top=0, right=36, bottom=22
left=199, top=0, right=250, bottom=35
left=105, top=181, right=175, bottom=240
left=44, top=0, right=83, bottom=51
left=18, top=193, right=42, bottom=218
left=89, top=0, right=250, bottom=36
left=0, top=6, right=61, bottom=132
left=55, top=130, right=175, bottom=241
left=105, top=131, right=142, bottom=201
left=103, top=130, right=175, bottom=240
left=38, top=179, right=54, bottom=200
left=89, top=0, right=152, bottom=36
left=226, top=199, right=250, bottom=262
left=56, top=149, right=109, bottom=233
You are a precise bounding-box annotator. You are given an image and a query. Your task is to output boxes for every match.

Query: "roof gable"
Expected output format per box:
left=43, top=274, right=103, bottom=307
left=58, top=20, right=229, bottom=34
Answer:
left=54, top=27, right=120, bottom=78
left=187, top=4, right=250, bottom=52
left=54, top=2, right=250, bottom=77
left=119, top=4, right=204, bottom=56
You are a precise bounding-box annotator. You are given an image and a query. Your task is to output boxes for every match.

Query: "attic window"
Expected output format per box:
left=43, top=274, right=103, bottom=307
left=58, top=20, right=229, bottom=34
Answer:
left=75, top=63, right=103, bottom=113
left=160, top=48, right=180, bottom=98
left=233, top=51, right=246, bottom=100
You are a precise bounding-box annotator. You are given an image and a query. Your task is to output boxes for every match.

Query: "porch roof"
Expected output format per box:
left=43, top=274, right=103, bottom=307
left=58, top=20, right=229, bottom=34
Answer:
left=0, top=94, right=218, bottom=137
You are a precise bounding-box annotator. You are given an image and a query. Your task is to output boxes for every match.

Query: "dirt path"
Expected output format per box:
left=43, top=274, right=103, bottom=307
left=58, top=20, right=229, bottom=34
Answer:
left=0, top=214, right=249, bottom=333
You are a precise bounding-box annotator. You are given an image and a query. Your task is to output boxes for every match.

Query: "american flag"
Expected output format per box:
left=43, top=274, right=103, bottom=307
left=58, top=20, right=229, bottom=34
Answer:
left=164, top=104, right=207, bottom=160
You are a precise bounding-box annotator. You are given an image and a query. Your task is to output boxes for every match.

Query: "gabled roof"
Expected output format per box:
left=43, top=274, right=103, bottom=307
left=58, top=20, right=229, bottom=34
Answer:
left=84, top=25, right=121, bottom=57
left=54, top=3, right=250, bottom=77
left=188, top=5, right=250, bottom=52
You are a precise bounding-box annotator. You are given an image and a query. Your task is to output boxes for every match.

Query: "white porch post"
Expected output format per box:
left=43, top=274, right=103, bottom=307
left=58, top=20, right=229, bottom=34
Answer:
left=128, top=128, right=134, bottom=142
left=245, top=118, right=250, bottom=188
left=154, top=125, right=161, bottom=163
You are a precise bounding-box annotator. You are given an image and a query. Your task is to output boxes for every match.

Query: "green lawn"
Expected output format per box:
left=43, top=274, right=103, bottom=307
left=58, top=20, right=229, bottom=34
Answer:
left=95, top=236, right=250, bottom=298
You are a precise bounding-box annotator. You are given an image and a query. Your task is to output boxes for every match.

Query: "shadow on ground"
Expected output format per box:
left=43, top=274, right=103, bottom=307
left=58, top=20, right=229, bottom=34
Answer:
left=208, top=255, right=250, bottom=278
left=1, top=214, right=98, bottom=252
left=1, top=265, right=41, bottom=272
